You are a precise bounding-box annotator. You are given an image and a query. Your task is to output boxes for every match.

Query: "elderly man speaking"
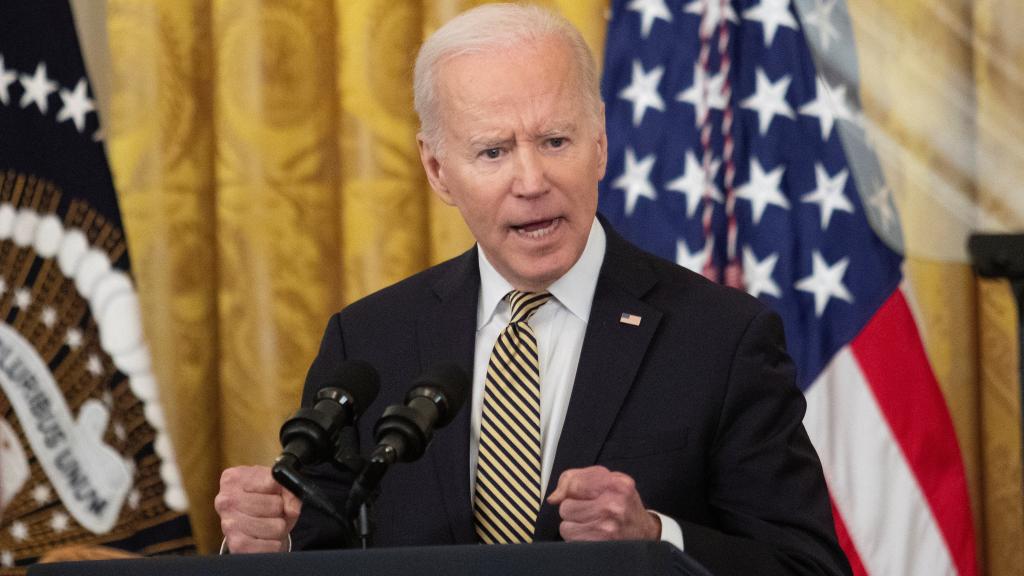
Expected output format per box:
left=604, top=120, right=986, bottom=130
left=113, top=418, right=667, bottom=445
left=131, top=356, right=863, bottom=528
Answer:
left=214, top=4, right=852, bottom=575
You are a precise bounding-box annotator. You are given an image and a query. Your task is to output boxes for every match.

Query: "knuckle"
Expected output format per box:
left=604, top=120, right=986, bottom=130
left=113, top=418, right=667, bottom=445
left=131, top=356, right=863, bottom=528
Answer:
left=220, top=468, right=238, bottom=488
left=213, top=492, right=230, bottom=513
left=610, top=472, right=635, bottom=492
left=600, top=520, right=618, bottom=537
left=607, top=499, right=626, bottom=520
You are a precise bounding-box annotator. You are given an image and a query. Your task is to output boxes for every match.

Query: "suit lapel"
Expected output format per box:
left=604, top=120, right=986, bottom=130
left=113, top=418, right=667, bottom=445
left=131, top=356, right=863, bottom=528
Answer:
left=417, top=248, right=480, bottom=544
left=534, top=226, right=663, bottom=540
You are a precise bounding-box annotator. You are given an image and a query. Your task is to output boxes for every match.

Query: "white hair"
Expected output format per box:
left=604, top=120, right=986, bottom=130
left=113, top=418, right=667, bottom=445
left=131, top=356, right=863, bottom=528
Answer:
left=413, top=3, right=603, bottom=150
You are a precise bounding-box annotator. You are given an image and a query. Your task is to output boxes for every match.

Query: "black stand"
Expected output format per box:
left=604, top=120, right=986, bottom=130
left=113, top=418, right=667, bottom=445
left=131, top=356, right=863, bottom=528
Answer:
left=968, top=233, right=1024, bottom=510
left=27, top=541, right=714, bottom=576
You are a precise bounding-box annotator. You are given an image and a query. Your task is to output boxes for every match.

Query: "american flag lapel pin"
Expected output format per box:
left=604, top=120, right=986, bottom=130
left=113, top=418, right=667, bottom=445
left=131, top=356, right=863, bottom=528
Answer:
left=619, top=312, right=642, bottom=326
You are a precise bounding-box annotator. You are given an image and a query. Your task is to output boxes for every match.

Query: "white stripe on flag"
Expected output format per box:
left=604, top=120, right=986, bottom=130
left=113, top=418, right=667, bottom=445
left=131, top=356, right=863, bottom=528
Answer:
left=804, top=347, right=957, bottom=576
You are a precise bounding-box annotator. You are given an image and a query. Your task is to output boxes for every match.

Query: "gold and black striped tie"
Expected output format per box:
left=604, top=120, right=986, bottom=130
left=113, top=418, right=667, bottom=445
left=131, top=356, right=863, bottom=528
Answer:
left=473, top=290, right=552, bottom=544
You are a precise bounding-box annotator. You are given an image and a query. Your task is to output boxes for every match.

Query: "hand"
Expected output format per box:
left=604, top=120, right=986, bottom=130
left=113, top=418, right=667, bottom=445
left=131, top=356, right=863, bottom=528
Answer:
left=214, top=465, right=302, bottom=553
left=547, top=466, right=661, bottom=541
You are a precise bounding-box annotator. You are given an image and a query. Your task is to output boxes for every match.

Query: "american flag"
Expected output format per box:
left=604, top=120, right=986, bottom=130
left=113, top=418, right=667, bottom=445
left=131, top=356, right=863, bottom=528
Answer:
left=598, top=0, right=977, bottom=574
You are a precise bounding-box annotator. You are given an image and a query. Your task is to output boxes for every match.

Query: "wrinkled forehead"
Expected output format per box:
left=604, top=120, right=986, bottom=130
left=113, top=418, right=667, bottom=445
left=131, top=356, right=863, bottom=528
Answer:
left=434, top=38, right=589, bottom=132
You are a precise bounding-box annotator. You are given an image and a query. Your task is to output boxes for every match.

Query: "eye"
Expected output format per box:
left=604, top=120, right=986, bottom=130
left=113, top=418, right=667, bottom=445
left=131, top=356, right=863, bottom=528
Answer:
left=481, top=148, right=502, bottom=159
left=548, top=137, right=566, bottom=148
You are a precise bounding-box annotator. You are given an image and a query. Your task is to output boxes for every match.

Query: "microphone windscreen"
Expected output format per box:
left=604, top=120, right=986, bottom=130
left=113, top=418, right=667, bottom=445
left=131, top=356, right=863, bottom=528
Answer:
left=411, top=363, right=470, bottom=427
left=332, top=360, right=380, bottom=414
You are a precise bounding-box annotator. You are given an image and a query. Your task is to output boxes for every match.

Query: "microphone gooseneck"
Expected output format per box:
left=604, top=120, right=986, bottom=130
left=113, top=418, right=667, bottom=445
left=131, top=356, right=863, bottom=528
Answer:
left=345, top=364, right=470, bottom=518
left=271, top=360, right=380, bottom=549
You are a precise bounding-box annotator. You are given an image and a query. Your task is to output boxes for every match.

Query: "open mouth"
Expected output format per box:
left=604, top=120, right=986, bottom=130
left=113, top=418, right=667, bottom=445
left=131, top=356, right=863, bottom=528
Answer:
left=511, top=217, right=562, bottom=239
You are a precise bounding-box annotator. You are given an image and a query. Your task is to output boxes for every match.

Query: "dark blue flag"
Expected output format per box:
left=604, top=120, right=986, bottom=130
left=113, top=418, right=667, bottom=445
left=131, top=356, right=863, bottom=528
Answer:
left=0, top=1, right=193, bottom=569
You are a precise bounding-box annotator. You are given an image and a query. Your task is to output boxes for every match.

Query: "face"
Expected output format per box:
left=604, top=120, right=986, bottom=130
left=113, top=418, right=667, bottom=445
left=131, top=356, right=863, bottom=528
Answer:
left=418, top=37, right=607, bottom=292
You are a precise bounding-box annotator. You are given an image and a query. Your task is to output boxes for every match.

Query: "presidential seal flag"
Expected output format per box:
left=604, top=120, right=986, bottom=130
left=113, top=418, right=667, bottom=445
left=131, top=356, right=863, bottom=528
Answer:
left=0, top=1, right=193, bottom=571
left=599, top=0, right=977, bottom=574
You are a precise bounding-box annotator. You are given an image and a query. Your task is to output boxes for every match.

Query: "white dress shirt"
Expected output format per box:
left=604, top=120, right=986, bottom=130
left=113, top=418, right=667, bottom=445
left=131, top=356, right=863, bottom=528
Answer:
left=470, top=217, right=684, bottom=549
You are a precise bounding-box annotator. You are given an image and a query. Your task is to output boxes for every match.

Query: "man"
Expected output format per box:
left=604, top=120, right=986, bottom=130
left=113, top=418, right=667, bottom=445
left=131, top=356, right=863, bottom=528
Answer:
left=214, top=4, right=851, bottom=575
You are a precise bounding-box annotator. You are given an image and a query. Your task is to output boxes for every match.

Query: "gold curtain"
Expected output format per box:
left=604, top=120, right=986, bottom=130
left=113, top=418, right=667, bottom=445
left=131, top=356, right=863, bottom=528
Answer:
left=91, top=0, right=1023, bottom=569
left=101, top=0, right=610, bottom=553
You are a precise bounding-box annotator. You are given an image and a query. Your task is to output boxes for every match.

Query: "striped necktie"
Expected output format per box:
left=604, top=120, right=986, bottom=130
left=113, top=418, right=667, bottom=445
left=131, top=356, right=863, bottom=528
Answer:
left=473, top=290, right=552, bottom=544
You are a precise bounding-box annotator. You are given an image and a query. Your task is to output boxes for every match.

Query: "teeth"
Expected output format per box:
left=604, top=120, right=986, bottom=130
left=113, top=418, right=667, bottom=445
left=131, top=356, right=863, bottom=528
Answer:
left=515, top=218, right=559, bottom=239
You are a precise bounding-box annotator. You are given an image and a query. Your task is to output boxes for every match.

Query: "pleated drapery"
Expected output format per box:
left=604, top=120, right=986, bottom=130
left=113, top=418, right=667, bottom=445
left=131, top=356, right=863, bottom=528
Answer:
left=74, top=0, right=1023, bottom=570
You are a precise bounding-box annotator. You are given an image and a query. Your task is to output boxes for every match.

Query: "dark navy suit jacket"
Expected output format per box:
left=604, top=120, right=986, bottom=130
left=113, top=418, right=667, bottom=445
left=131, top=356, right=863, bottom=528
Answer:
left=291, top=221, right=851, bottom=576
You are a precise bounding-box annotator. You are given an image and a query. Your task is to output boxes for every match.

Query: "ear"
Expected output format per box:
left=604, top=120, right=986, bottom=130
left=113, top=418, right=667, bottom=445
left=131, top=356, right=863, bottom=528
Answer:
left=595, top=103, right=608, bottom=180
left=417, top=134, right=455, bottom=205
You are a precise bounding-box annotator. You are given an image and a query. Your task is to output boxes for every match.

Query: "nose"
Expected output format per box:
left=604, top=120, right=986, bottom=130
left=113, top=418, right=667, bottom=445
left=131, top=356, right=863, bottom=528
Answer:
left=511, top=147, right=549, bottom=198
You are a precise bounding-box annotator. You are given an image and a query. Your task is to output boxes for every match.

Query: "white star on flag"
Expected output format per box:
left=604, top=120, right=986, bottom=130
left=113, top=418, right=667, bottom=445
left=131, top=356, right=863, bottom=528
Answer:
left=666, top=151, right=721, bottom=217
left=683, top=0, right=739, bottom=36
left=9, top=521, right=28, bottom=542
left=676, top=64, right=727, bottom=127
left=626, top=0, right=673, bottom=39
left=742, top=246, right=782, bottom=299
left=618, top=60, right=666, bottom=127
left=31, top=484, right=52, bottom=505
left=56, top=78, right=95, bottom=133
left=740, top=68, right=795, bottom=135
left=736, top=158, right=790, bottom=224
left=802, top=0, right=840, bottom=52
left=50, top=511, right=71, bottom=534
left=19, top=62, right=57, bottom=114
left=0, top=55, right=17, bottom=106
left=676, top=236, right=714, bottom=274
left=795, top=250, right=854, bottom=317
left=801, top=164, right=854, bottom=230
left=799, top=76, right=853, bottom=141
left=612, top=147, right=658, bottom=217
left=865, top=182, right=897, bottom=231
left=742, top=0, right=798, bottom=46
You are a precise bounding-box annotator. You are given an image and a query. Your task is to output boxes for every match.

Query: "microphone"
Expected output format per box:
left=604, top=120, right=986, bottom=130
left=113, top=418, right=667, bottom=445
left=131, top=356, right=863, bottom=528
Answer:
left=371, top=363, right=469, bottom=464
left=273, top=359, right=380, bottom=472
left=272, top=360, right=379, bottom=548
left=345, top=363, right=469, bottom=516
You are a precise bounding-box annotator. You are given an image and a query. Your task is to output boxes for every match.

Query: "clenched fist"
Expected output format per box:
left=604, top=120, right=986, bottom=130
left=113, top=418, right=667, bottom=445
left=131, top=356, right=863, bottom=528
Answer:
left=547, top=466, right=661, bottom=541
left=214, top=465, right=302, bottom=553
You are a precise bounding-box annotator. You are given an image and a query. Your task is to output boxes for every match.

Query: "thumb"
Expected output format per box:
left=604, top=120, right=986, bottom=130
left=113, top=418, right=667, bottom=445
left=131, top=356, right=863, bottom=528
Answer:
left=282, top=488, right=303, bottom=531
left=547, top=470, right=573, bottom=505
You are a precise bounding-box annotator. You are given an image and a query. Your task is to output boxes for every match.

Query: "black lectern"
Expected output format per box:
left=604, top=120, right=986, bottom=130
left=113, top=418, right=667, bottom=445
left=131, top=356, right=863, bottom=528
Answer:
left=27, top=541, right=713, bottom=576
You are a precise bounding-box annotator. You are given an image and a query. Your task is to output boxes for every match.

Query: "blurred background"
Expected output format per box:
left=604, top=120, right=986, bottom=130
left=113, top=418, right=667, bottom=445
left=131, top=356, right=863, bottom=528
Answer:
left=57, top=0, right=1024, bottom=571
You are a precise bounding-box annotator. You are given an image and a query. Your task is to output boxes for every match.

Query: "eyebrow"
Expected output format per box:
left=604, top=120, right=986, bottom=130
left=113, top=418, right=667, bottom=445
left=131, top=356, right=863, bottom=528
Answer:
left=468, top=135, right=514, bottom=149
left=468, top=123, right=579, bottom=148
left=536, top=122, right=577, bottom=138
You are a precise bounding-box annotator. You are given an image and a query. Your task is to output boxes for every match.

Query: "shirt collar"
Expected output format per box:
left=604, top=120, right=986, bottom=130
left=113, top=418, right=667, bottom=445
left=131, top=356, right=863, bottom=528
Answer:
left=477, top=217, right=606, bottom=329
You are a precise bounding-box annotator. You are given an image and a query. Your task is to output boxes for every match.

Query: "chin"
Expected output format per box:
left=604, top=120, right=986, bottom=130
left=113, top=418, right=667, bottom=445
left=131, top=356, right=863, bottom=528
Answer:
left=512, top=257, right=573, bottom=291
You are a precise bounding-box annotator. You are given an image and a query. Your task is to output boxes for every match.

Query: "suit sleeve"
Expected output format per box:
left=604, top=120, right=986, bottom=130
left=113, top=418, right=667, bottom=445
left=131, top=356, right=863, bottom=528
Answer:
left=678, top=308, right=852, bottom=576
left=289, top=313, right=359, bottom=551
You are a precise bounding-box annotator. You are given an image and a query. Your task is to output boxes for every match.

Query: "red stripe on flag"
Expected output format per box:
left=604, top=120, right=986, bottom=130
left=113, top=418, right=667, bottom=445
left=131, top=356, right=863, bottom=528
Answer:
left=830, top=498, right=868, bottom=576
left=850, top=290, right=977, bottom=576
